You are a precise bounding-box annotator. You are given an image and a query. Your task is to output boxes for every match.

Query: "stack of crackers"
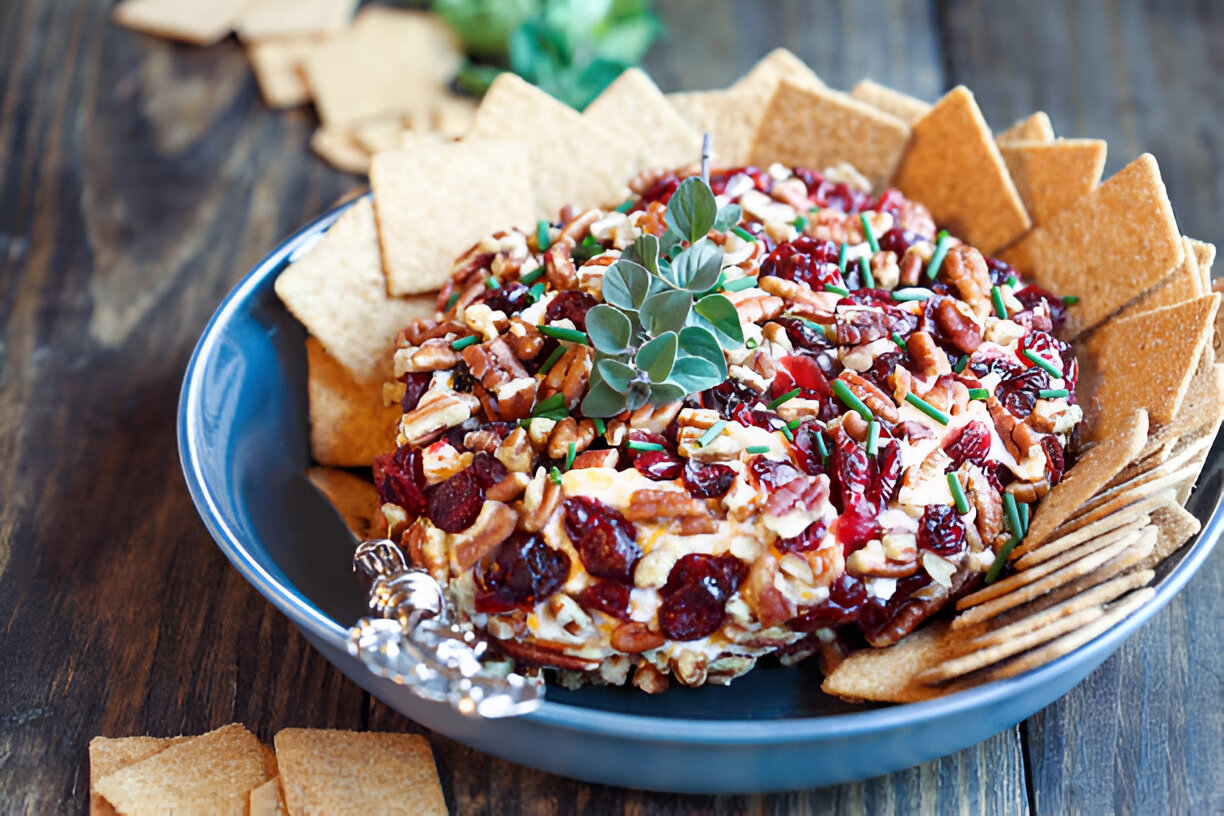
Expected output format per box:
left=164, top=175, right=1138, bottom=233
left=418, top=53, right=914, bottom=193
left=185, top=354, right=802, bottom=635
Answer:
left=111, top=0, right=476, bottom=174
left=270, top=49, right=1219, bottom=702
left=89, top=724, right=447, bottom=815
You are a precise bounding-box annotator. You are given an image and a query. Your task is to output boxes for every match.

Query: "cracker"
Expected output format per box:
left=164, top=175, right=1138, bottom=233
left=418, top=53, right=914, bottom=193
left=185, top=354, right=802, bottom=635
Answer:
left=306, top=338, right=400, bottom=467
left=850, top=79, right=931, bottom=125
left=1013, top=513, right=1149, bottom=571
left=1080, top=437, right=1212, bottom=516
left=465, top=72, right=637, bottom=218
left=890, top=86, right=1031, bottom=255
left=666, top=89, right=759, bottom=166
left=307, top=467, right=380, bottom=541
left=1138, top=361, right=1224, bottom=459
left=275, top=729, right=446, bottom=816
left=1086, top=294, right=1220, bottom=429
left=1053, top=487, right=1178, bottom=541
left=90, top=736, right=191, bottom=816
left=749, top=81, right=911, bottom=192
left=1138, top=502, right=1201, bottom=571
left=998, top=138, right=1107, bottom=225
left=370, top=138, right=535, bottom=295
left=111, top=0, right=250, bottom=45
left=1011, top=408, right=1147, bottom=556
left=235, top=0, right=356, bottom=40
left=94, top=724, right=272, bottom=816
left=1173, top=432, right=1217, bottom=505
left=1110, top=236, right=1205, bottom=325
left=584, top=68, right=702, bottom=170
left=245, top=35, right=320, bottom=109
left=353, top=117, right=409, bottom=155
left=996, top=111, right=1055, bottom=144
left=249, top=776, right=285, bottom=816
left=976, top=587, right=1155, bottom=682
left=275, top=198, right=434, bottom=382
left=1192, top=238, right=1216, bottom=294
left=820, top=621, right=951, bottom=703
left=304, top=7, right=460, bottom=131
left=999, top=154, right=1185, bottom=336
left=730, top=48, right=825, bottom=96
left=310, top=127, right=371, bottom=175
left=429, top=94, right=478, bottom=139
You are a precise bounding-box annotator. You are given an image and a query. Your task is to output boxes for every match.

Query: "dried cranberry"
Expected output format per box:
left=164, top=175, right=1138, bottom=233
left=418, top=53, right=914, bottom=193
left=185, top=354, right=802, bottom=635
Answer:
left=771, top=317, right=835, bottom=354
left=1041, top=435, right=1066, bottom=484
left=916, top=503, right=965, bottom=556
left=830, top=429, right=872, bottom=508
left=399, top=371, right=433, bottom=413
left=682, top=461, right=736, bottom=499
left=834, top=494, right=880, bottom=554
left=731, top=403, right=787, bottom=433
left=372, top=447, right=427, bottom=517
left=877, top=226, right=925, bottom=256
left=856, top=570, right=932, bottom=642
left=776, top=519, right=829, bottom=553
left=872, top=188, right=908, bottom=218
left=662, top=553, right=746, bottom=598
left=635, top=172, right=680, bottom=206
left=836, top=308, right=891, bottom=345
left=1015, top=284, right=1068, bottom=333
left=473, top=532, right=571, bottom=613
left=792, top=573, right=867, bottom=629
left=772, top=353, right=833, bottom=401
left=633, top=449, right=685, bottom=481
left=575, top=581, right=631, bottom=620
left=942, top=420, right=992, bottom=471
left=968, top=348, right=1025, bottom=380
left=451, top=360, right=478, bottom=393
left=563, top=496, right=640, bottom=583
left=984, top=255, right=1016, bottom=286
left=867, top=439, right=902, bottom=510
left=701, top=379, right=762, bottom=418
left=811, top=179, right=871, bottom=213
left=995, top=366, right=1049, bottom=419
left=792, top=421, right=829, bottom=476
left=426, top=468, right=484, bottom=533
left=863, top=349, right=905, bottom=392
left=658, top=553, right=746, bottom=641
left=759, top=237, right=843, bottom=290
left=475, top=282, right=530, bottom=316
left=748, top=456, right=801, bottom=491
left=469, top=452, right=508, bottom=489
left=708, top=166, right=773, bottom=196
left=545, top=290, right=598, bottom=330
left=1019, top=330, right=1078, bottom=388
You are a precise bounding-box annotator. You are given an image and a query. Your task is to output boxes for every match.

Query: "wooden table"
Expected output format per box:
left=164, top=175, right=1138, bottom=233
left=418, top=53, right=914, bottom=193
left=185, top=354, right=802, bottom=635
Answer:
left=2, top=1, right=1221, bottom=812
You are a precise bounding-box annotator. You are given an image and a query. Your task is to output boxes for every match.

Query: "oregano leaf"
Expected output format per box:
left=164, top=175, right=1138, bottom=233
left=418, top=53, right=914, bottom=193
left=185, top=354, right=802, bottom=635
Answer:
left=664, top=177, right=717, bottom=244
left=692, top=293, right=745, bottom=348
left=671, top=240, right=724, bottom=292
left=668, top=356, right=723, bottom=393
left=582, top=378, right=629, bottom=418
left=585, top=304, right=632, bottom=354
left=639, top=290, right=691, bottom=336
left=601, top=259, right=651, bottom=310
left=636, top=332, right=677, bottom=383
left=647, top=382, right=686, bottom=406
left=713, top=203, right=742, bottom=232
left=622, top=233, right=660, bottom=277
left=677, top=325, right=728, bottom=378
left=596, top=357, right=636, bottom=392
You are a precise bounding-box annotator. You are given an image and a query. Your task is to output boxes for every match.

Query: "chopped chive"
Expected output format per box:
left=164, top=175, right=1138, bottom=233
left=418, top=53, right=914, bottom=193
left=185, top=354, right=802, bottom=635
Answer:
left=486, top=275, right=500, bottom=289
left=444, top=291, right=460, bottom=310
left=1002, top=493, right=1023, bottom=542
left=780, top=423, right=795, bottom=442
left=990, top=285, right=1008, bottom=319
left=745, top=445, right=770, bottom=454
left=537, top=324, right=588, bottom=344
left=809, top=205, right=820, bottom=215
left=838, top=242, right=848, bottom=276
left=768, top=387, right=801, bottom=409
left=532, top=392, right=567, bottom=417
left=892, top=288, right=933, bottom=302
left=627, top=440, right=664, bottom=452
left=947, top=472, right=970, bottom=514
left=786, top=418, right=803, bottom=431
left=968, top=388, right=990, bottom=400
left=793, top=215, right=808, bottom=232
left=592, top=417, right=606, bottom=435
left=536, top=219, right=551, bottom=251
left=564, top=441, right=577, bottom=471
left=926, top=230, right=951, bottom=280
left=904, top=392, right=950, bottom=425
left=528, top=281, right=546, bottom=303
left=866, top=420, right=880, bottom=455
left=615, top=198, right=633, bottom=213
left=1005, top=275, right=1018, bottom=288
left=859, top=256, right=874, bottom=288
left=732, top=226, right=756, bottom=243
left=832, top=379, right=873, bottom=422
left=1020, top=502, right=1030, bottom=536
left=1023, top=349, right=1063, bottom=379
left=450, top=335, right=478, bottom=351
left=549, top=466, right=564, bottom=485
left=891, top=331, right=907, bottom=350
left=745, top=337, right=759, bottom=349
left=519, top=267, right=544, bottom=286
left=723, top=276, right=758, bottom=292
left=815, top=431, right=829, bottom=463
left=824, top=283, right=851, bottom=297
left=1038, top=388, right=1069, bottom=399
left=985, top=536, right=1020, bottom=584
left=1061, top=294, right=1079, bottom=305
left=860, top=213, right=880, bottom=253
left=697, top=420, right=727, bottom=448
left=537, top=344, right=565, bottom=376
left=954, top=354, right=970, bottom=374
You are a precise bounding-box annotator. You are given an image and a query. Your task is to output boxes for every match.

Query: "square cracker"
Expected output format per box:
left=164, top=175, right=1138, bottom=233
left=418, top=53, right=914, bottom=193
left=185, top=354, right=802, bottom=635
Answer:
left=235, top=0, right=356, bottom=40
left=584, top=68, right=703, bottom=171
left=997, top=111, right=1055, bottom=144
left=310, top=127, right=371, bottom=174
left=850, top=79, right=931, bottom=125
left=730, top=47, right=825, bottom=96
left=1139, top=501, right=1201, bottom=570
left=370, top=137, right=535, bottom=295
left=749, top=81, right=911, bottom=192
left=1110, top=236, right=1203, bottom=324
left=246, top=35, right=321, bottom=109
left=90, top=736, right=191, bottom=816
left=890, top=86, right=1032, bottom=255
left=307, top=338, right=400, bottom=467
left=1086, top=294, right=1220, bottom=430
left=1192, top=238, right=1215, bottom=294
left=111, top=0, right=251, bottom=45
left=307, top=467, right=381, bottom=541
left=466, top=72, right=637, bottom=218
left=667, top=89, right=759, bottom=167
left=999, top=153, right=1184, bottom=337
left=275, top=197, right=435, bottom=382
left=820, top=621, right=951, bottom=703
left=94, top=724, right=272, bottom=816
left=998, top=138, right=1107, bottom=225
left=274, top=729, right=446, bottom=816
left=304, top=7, right=460, bottom=131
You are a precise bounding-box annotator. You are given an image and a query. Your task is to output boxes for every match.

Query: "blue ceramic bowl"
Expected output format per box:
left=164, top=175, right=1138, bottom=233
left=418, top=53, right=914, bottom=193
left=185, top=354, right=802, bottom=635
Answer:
left=178, top=196, right=1224, bottom=793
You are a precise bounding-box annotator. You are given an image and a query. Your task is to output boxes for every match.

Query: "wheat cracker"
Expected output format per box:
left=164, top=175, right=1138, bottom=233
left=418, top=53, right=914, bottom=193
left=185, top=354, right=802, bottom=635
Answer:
left=584, top=68, right=703, bottom=170
left=246, top=35, right=321, bottom=109
left=111, top=0, right=251, bottom=45
left=235, top=0, right=356, bottom=40
left=306, top=338, right=399, bottom=467
left=310, top=127, right=371, bottom=174
left=850, top=79, right=931, bottom=125
left=996, top=111, right=1055, bottom=144
left=820, top=621, right=953, bottom=704
left=998, top=138, right=1107, bottom=225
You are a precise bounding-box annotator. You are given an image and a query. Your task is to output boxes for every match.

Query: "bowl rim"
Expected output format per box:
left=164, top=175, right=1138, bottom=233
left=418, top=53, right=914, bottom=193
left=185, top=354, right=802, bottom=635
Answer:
left=178, top=194, right=1224, bottom=745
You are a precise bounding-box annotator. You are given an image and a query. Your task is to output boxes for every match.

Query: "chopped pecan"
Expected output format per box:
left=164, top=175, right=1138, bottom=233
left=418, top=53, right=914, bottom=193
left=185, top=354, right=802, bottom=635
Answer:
left=933, top=299, right=983, bottom=354
left=733, top=294, right=785, bottom=323
left=840, top=411, right=870, bottom=443
left=924, top=374, right=970, bottom=415
left=809, top=208, right=859, bottom=245
left=942, top=245, right=992, bottom=319
left=494, top=427, right=533, bottom=473
left=453, top=280, right=487, bottom=314
left=756, top=275, right=840, bottom=318
left=544, top=243, right=578, bottom=290
left=396, top=338, right=461, bottom=374
left=898, top=247, right=924, bottom=287
left=450, top=500, right=518, bottom=570
left=747, top=348, right=777, bottom=381
left=897, top=420, right=936, bottom=441
left=633, top=662, right=670, bottom=694
left=895, top=198, right=936, bottom=239
left=493, top=637, right=601, bottom=672
left=838, top=370, right=900, bottom=422
left=547, top=594, right=593, bottom=636
left=770, top=177, right=810, bottom=211
left=486, top=472, right=529, bottom=503
left=1005, top=475, right=1051, bottom=503
left=670, top=650, right=709, bottom=687
left=903, top=447, right=951, bottom=489
left=987, top=396, right=1039, bottom=460
left=503, top=319, right=545, bottom=361
left=846, top=549, right=918, bottom=578
left=836, top=308, right=890, bottom=346
left=518, top=468, right=562, bottom=533
left=741, top=554, right=795, bottom=628
left=871, top=250, right=900, bottom=290
left=464, top=426, right=509, bottom=454
left=546, top=417, right=597, bottom=459
left=539, top=345, right=592, bottom=410
left=571, top=449, right=619, bottom=469
left=400, top=318, right=462, bottom=347
left=764, top=473, right=829, bottom=518
left=629, top=400, right=683, bottom=433
left=964, top=465, right=1003, bottom=544
left=679, top=514, right=719, bottom=534
left=558, top=208, right=601, bottom=246
left=906, top=330, right=951, bottom=377
left=398, top=390, right=479, bottom=447
left=610, top=621, right=665, bottom=653
left=623, top=489, right=708, bottom=522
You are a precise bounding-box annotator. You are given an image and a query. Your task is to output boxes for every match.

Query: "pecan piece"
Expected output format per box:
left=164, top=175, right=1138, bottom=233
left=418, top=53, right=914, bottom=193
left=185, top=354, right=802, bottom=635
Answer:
left=633, top=662, right=670, bottom=693
left=906, top=330, right=951, bottom=377
left=486, top=472, right=529, bottom=503
left=400, top=318, right=462, bottom=347
left=546, top=417, right=596, bottom=460
left=837, top=371, right=899, bottom=422
left=503, top=319, right=545, bottom=361
left=571, top=449, right=619, bottom=469
left=450, top=501, right=518, bottom=570
left=539, top=345, right=591, bottom=410
left=610, top=621, right=665, bottom=653
left=558, top=208, right=601, bottom=246
left=623, top=489, right=708, bottom=522
left=871, top=250, right=900, bottom=290
left=629, top=401, right=683, bottom=433
left=898, top=247, right=924, bottom=287
left=933, top=299, right=983, bottom=354
left=756, top=275, right=840, bottom=318
left=670, top=650, right=709, bottom=687
left=941, top=245, right=992, bottom=319
left=741, top=554, right=796, bottom=628
left=964, top=465, right=1003, bottom=544
left=396, top=337, right=461, bottom=374
left=987, top=396, right=1039, bottom=460
left=494, top=427, right=533, bottom=473
left=1005, top=475, right=1051, bottom=503
left=398, top=390, right=479, bottom=447
left=544, top=243, right=578, bottom=290
left=733, top=294, right=784, bottom=323
left=518, top=469, right=562, bottom=533
left=836, top=308, right=891, bottom=346
left=493, top=638, right=601, bottom=672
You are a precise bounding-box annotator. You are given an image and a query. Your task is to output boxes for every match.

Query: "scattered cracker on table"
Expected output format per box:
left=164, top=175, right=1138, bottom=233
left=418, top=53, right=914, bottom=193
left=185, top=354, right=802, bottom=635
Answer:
left=849, top=79, right=931, bottom=125
left=584, top=67, right=703, bottom=171
left=310, top=126, right=372, bottom=175
left=90, top=736, right=191, bottom=816
left=891, top=85, right=1032, bottom=255
left=234, top=0, right=357, bottom=41
left=996, top=111, right=1055, bottom=144
left=998, top=138, right=1107, bottom=225
left=111, top=0, right=252, bottom=45
left=306, top=338, right=401, bottom=467
left=246, top=35, right=323, bottom=110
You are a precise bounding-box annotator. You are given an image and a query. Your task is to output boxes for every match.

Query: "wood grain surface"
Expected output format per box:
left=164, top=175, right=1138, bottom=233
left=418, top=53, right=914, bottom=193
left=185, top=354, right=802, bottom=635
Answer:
left=0, top=1, right=1220, bottom=813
